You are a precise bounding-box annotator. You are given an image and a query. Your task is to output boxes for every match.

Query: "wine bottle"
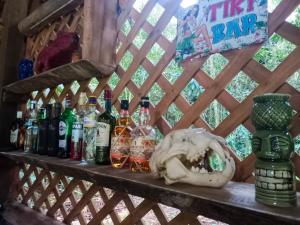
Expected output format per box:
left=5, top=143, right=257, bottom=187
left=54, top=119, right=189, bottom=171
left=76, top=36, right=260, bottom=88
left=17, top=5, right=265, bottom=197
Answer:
left=37, top=105, right=51, bottom=155
left=58, top=95, right=75, bottom=158
left=24, top=100, right=38, bottom=153
left=48, top=103, right=62, bottom=156
left=95, top=90, right=116, bottom=165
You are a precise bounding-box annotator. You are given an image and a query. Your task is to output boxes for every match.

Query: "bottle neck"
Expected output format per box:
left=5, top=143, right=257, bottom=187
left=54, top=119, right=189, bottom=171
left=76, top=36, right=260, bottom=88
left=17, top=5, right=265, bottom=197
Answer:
left=105, top=98, right=112, bottom=113
left=119, top=109, right=129, bottom=126
left=139, top=107, right=150, bottom=126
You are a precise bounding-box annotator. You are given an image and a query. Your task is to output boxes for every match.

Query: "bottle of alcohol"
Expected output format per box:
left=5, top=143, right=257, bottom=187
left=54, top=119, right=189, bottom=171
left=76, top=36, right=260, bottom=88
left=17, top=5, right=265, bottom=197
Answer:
left=82, top=96, right=97, bottom=163
left=48, top=103, right=62, bottom=156
left=58, top=95, right=75, bottom=158
left=24, top=100, right=38, bottom=153
left=95, top=90, right=116, bottom=165
left=110, top=100, right=131, bottom=168
left=37, top=105, right=51, bottom=155
left=130, top=97, right=156, bottom=172
left=70, top=93, right=86, bottom=160
left=10, top=111, right=25, bottom=149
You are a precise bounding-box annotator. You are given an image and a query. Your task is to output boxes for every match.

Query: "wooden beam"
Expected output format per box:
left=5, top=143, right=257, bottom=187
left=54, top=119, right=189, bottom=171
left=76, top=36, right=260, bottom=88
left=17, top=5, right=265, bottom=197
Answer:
left=0, top=0, right=29, bottom=147
left=82, top=0, right=118, bottom=75
left=18, top=0, right=83, bottom=35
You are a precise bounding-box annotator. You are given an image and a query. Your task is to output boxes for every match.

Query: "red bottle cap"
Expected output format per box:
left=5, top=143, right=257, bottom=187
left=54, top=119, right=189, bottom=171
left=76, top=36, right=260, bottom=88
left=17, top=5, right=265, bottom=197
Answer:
left=104, top=89, right=112, bottom=100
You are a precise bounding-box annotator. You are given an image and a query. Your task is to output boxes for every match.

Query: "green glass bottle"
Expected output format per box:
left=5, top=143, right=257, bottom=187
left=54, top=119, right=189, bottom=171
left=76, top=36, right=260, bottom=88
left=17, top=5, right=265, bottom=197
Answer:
left=58, top=94, right=75, bottom=158
left=95, top=90, right=116, bottom=165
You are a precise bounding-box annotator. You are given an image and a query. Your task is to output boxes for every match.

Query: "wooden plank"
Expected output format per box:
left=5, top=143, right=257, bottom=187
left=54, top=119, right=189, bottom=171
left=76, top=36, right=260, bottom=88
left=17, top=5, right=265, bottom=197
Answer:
left=83, top=0, right=117, bottom=75
left=18, top=0, right=83, bottom=35
left=2, top=201, right=66, bottom=225
left=0, top=158, right=18, bottom=204
left=1, top=151, right=300, bottom=225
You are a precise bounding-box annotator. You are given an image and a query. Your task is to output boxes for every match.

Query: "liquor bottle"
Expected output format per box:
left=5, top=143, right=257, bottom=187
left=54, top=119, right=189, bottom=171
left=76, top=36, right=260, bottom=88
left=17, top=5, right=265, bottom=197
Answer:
left=37, top=105, right=51, bottom=155
left=10, top=111, right=25, bottom=149
left=58, top=95, right=75, bottom=158
left=70, top=93, right=86, bottom=160
left=95, top=90, right=116, bottom=165
left=24, top=100, right=38, bottom=153
left=48, top=103, right=62, bottom=156
left=130, top=97, right=156, bottom=172
left=82, top=96, right=97, bottom=163
left=110, top=100, right=132, bottom=168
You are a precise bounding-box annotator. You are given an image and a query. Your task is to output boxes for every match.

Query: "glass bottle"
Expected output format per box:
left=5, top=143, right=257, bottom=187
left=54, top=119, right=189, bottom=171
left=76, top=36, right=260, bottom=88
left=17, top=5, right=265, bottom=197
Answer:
left=10, top=111, right=25, bottom=149
left=95, top=90, right=116, bottom=165
left=48, top=103, right=62, bottom=156
left=110, top=100, right=132, bottom=168
left=82, top=96, right=97, bottom=163
left=37, top=105, right=51, bottom=155
left=130, top=97, right=156, bottom=173
left=70, top=93, right=86, bottom=160
left=58, top=95, right=75, bottom=158
left=24, top=100, right=38, bottom=153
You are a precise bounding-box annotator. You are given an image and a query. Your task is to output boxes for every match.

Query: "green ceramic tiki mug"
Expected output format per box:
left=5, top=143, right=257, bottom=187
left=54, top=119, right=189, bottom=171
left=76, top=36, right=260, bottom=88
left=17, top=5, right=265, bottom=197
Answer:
left=251, top=94, right=297, bottom=207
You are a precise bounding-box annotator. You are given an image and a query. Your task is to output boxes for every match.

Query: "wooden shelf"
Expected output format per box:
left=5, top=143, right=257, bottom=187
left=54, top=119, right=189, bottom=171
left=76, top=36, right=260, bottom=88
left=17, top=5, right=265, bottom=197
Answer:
left=1, top=201, right=65, bottom=225
left=2, top=59, right=113, bottom=101
left=0, top=150, right=300, bottom=225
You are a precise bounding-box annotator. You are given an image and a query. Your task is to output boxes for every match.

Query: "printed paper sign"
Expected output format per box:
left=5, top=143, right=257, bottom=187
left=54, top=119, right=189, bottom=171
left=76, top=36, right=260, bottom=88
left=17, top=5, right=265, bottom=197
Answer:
left=176, top=0, right=268, bottom=62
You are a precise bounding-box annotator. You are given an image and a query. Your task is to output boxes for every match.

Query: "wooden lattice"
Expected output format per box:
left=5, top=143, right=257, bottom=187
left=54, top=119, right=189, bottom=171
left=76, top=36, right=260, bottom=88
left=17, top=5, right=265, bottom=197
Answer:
left=24, top=0, right=300, bottom=183
left=16, top=162, right=222, bottom=225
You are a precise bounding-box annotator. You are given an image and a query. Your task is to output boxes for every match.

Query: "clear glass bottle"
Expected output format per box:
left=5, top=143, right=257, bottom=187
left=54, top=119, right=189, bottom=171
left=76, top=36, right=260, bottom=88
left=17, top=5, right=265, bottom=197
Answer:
left=82, top=96, right=97, bottom=163
left=10, top=111, right=25, bottom=150
left=130, top=97, right=156, bottom=173
left=95, top=90, right=116, bottom=165
left=70, top=93, right=86, bottom=160
left=48, top=103, right=62, bottom=156
left=38, top=105, right=51, bottom=155
left=58, top=95, right=75, bottom=158
left=24, top=100, right=38, bottom=153
left=110, top=100, right=131, bottom=168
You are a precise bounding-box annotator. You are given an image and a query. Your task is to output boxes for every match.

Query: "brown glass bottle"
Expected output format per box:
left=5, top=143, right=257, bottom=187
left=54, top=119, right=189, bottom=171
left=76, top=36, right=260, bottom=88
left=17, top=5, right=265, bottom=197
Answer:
left=110, top=100, right=132, bottom=168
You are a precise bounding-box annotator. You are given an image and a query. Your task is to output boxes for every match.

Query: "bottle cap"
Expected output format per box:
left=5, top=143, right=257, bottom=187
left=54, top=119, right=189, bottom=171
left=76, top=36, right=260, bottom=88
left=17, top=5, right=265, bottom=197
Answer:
left=140, top=96, right=150, bottom=108
left=65, top=94, right=72, bottom=108
left=30, top=100, right=37, bottom=110
left=104, top=89, right=112, bottom=100
left=16, top=111, right=23, bottom=118
left=121, top=100, right=129, bottom=110
left=78, top=92, right=87, bottom=106
left=88, top=96, right=97, bottom=105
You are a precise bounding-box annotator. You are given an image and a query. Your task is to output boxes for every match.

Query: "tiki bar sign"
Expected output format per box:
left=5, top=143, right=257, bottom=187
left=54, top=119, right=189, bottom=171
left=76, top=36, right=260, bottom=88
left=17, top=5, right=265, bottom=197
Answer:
left=176, top=0, right=268, bottom=62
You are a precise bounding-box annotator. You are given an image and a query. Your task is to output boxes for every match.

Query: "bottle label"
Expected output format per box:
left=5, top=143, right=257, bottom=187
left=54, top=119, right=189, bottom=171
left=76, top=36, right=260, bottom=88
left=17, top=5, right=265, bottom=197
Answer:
left=72, top=122, right=83, bottom=142
left=10, top=129, right=18, bottom=144
left=59, top=121, right=67, bottom=136
left=59, top=140, right=66, bottom=148
left=96, top=122, right=110, bottom=147
left=111, top=136, right=131, bottom=158
left=130, top=137, right=156, bottom=163
left=84, top=112, right=96, bottom=128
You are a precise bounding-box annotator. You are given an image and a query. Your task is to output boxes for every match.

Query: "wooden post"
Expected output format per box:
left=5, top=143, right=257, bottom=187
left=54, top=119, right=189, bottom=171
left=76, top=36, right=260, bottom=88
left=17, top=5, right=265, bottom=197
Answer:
left=0, top=0, right=29, bottom=147
left=83, top=0, right=118, bottom=75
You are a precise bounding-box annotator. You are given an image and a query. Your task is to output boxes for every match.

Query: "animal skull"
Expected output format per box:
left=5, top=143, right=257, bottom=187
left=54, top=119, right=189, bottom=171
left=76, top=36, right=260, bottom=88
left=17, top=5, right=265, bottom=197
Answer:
left=150, top=129, right=235, bottom=188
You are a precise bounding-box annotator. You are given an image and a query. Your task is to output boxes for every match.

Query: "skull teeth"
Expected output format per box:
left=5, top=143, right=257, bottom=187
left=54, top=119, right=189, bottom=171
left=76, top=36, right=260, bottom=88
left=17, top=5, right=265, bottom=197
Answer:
left=191, top=166, right=207, bottom=173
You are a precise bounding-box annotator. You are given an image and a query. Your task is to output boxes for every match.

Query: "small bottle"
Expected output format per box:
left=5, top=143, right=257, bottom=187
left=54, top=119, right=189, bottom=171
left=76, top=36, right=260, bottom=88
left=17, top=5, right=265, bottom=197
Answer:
left=130, top=97, right=156, bottom=172
left=10, top=111, right=25, bottom=149
left=110, top=100, right=132, bottom=168
left=37, top=105, right=51, bottom=155
left=58, top=95, right=75, bottom=158
left=95, top=90, right=116, bottom=165
left=82, top=96, right=97, bottom=163
left=70, top=93, right=86, bottom=160
left=24, top=100, right=38, bottom=153
left=48, top=103, right=62, bottom=156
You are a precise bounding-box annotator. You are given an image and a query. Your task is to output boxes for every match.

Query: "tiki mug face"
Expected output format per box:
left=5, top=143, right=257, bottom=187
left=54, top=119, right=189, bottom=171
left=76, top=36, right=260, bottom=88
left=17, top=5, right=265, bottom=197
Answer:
left=251, top=94, right=297, bottom=207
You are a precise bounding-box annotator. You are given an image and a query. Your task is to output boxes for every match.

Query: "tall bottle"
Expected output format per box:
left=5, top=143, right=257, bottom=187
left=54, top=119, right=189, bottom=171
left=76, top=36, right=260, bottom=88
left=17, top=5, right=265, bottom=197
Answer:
left=82, top=96, right=97, bottom=163
left=10, top=111, right=25, bottom=149
left=24, top=100, right=38, bottom=153
left=48, top=103, right=62, bottom=156
left=58, top=95, right=75, bottom=158
left=95, top=90, right=116, bottom=165
left=70, top=93, right=86, bottom=160
left=110, top=100, right=132, bottom=168
left=130, top=97, right=156, bottom=172
left=37, top=105, right=51, bottom=155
